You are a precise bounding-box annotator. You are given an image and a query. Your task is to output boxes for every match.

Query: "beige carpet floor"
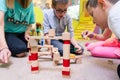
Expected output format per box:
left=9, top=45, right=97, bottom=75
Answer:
left=0, top=40, right=120, bottom=80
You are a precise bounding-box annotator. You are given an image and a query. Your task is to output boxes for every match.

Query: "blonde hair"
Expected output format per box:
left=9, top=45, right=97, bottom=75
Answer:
left=19, top=0, right=32, bottom=8
left=6, top=0, right=14, bottom=9
left=6, top=0, right=32, bottom=9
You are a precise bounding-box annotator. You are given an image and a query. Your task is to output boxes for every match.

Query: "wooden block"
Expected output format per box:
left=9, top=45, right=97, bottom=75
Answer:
left=31, top=67, right=39, bottom=74
left=75, top=56, right=82, bottom=64
left=53, top=60, right=59, bottom=66
left=63, top=44, right=70, bottom=59
left=62, top=32, right=70, bottom=40
left=52, top=48, right=60, bottom=61
left=38, top=45, right=53, bottom=48
left=29, top=39, right=38, bottom=47
left=63, top=59, right=70, bottom=67
left=30, top=47, right=38, bottom=53
left=31, top=60, right=39, bottom=73
left=53, top=36, right=62, bottom=40
left=62, top=67, right=70, bottom=78
left=70, top=54, right=76, bottom=59
left=38, top=52, right=51, bottom=56
left=31, top=60, right=39, bottom=67
left=29, top=36, right=62, bottom=40
left=48, top=29, right=55, bottom=37
left=53, top=52, right=60, bottom=61
left=52, top=48, right=58, bottom=53
left=29, top=53, right=38, bottom=61
left=108, top=60, right=113, bottom=64
left=31, top=24, right=36, bottom=31
left=29, top=36, right=42, bottom=40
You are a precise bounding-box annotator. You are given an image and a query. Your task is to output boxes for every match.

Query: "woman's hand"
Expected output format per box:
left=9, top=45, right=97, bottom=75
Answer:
left=0, top=48, right=11, bottom=63
left=25, top=31, right=30, bottom=41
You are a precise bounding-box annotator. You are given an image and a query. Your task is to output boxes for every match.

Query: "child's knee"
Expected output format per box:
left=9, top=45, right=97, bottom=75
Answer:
left=17, top=45, right=27, bottom=52
left=11, top=44, right=27, bottom=55
left=90, top=48, right=100, bottom=57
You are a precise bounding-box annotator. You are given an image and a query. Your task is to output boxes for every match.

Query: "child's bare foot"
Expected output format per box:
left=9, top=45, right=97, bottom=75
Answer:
left=16, top=53, right=26, bottom=57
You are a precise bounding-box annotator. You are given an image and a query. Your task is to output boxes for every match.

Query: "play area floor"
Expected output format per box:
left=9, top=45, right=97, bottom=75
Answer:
left=0, top=40, right=119, bottom=80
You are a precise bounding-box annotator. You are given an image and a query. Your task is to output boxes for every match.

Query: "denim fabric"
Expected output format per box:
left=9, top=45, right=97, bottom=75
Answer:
left=5, top=32, right=28, bottom=57
left=51, top=40, right=84, bottom=56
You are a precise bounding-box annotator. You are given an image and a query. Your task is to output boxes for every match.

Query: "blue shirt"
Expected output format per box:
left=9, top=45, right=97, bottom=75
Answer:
left=43, top=9, right=74, bottom=37
left=0, top=0, right=35, bottom=33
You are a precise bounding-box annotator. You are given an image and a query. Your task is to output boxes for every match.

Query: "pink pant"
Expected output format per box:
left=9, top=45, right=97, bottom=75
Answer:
left=86, top=41, right=120, bottom=58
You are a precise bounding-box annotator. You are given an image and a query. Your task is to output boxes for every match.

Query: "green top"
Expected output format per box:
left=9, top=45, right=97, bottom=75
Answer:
left=0, top=0, right=35, bottom=33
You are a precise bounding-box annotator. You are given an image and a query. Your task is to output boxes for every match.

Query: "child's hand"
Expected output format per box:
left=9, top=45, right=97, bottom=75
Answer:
left=74, top=44, right=83, bottom=54
left=25, top=32, right=30, bottom=41
left=81, top=30, right=94, bottom=39
left=0, top=48, right=11, bottom=63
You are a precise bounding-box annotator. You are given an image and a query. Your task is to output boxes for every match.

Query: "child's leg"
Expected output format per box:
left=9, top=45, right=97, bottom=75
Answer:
left=86, top=41, right=104, bottom=51
left=51, top=40, right=63, bottom=56
left=91, top=46, right=120, bottom=58
left=5, top=33, right=28, bottom=57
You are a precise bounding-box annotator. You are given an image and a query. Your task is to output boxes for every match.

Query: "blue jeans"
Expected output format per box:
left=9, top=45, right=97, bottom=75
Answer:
left=51, top=40, right=84, bottom=56
left=5, top=32, right=28, bottom=57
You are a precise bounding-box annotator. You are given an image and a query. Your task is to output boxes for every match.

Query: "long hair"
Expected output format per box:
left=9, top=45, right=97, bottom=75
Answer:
left=18, top=0, right=32, bottom=8
left=6, top=0, right=14, bottom=9
left=6, top=0, right=32, bottom=9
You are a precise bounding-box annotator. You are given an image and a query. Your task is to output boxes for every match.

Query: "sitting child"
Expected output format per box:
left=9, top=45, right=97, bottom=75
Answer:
left=43, top=0, right=84, bottom=56
left=82, top=0, right=120, bottom=59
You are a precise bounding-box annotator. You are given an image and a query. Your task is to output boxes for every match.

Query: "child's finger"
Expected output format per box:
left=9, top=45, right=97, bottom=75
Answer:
left=0, top=53, right=5, bottom=63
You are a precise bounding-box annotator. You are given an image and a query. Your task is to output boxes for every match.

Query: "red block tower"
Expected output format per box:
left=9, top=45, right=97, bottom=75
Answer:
left=62, top=32, right=71, bottom=78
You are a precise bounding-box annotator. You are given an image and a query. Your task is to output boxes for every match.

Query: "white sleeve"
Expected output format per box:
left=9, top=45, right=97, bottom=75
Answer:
left=108, top=3, right=120, bottom=39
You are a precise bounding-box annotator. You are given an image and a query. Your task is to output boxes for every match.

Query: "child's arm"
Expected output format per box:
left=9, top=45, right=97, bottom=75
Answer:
left=82, top=27, right=112, bottom=41
left=25, top=24, right=36, bottom=41
left=94, top=27, right=112, bottom=40
left=108, top=7, right=120, bottom=39
left=0, top=11, right=11, bottom=63
left=70, top=37, right=82, bottom=54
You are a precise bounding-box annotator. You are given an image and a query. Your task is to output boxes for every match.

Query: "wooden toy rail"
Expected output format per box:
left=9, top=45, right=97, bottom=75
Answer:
left=28, top=29, right=81, bottom=78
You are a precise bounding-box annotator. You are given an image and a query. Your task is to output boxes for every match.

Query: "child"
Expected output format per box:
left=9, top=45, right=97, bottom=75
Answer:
left=43, top=0, right=84, bottom=56
left=86, top=0, right=120, bottom=78
left=83, top=0, right=120, bottom=59
left=0, top=0, right=35, bottom=63
left=82, top=26, right=112, bottom=41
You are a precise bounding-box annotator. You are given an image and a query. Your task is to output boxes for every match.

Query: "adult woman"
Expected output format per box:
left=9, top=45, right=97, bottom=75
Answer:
left=0, top=0, right=35, bottom=63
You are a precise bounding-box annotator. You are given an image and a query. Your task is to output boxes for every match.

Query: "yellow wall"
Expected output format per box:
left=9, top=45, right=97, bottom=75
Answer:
left=73, top=0, right=95, bottom=40
left=33, top=0, right=95, bottom=40
left=34, top=6, right=44, bottom=24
